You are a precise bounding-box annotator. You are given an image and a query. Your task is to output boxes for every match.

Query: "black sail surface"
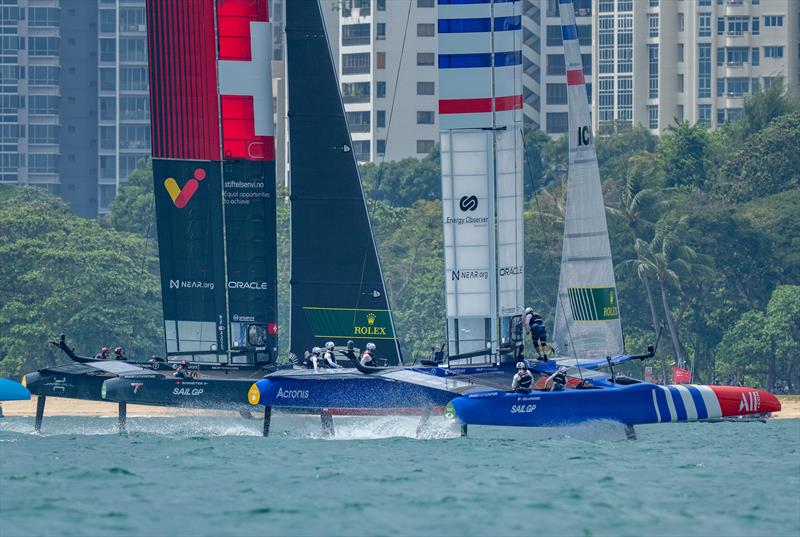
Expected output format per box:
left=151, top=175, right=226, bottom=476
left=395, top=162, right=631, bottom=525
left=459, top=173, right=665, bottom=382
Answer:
left=286, top=0, right=401, bottom=364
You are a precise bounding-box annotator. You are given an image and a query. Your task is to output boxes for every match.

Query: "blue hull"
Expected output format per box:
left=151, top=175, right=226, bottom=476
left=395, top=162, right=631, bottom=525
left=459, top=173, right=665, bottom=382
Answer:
left=0, top=378, right=31, bottom=401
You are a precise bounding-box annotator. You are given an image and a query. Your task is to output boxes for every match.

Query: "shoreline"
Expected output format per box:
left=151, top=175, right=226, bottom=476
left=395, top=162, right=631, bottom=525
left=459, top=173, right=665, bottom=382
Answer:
left=2, top=395, right=799, bottom=419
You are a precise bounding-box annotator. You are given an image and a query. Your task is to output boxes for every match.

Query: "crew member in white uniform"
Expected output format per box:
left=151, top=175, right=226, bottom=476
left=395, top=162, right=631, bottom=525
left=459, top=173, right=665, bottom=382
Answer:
left=323, top=341, right=342, bottom=368
left=360, top=342, right=377, bottom=367
left=511, top=362, right=534, bottom=393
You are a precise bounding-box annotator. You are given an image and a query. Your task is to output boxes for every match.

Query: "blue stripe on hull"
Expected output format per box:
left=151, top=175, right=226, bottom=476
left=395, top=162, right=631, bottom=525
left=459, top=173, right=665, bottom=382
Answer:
left=686, top=385, right=708, bottom=420
left=668, top=386, right=688, bottom=421
left=655, top=386, right=672, bottom=422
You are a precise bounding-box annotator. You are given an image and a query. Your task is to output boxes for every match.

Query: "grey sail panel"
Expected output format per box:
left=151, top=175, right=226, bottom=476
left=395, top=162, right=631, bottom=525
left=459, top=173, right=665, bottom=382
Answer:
left=286, top=0, right=401, bottom=364
left=552, top=0, right=623, bottom=359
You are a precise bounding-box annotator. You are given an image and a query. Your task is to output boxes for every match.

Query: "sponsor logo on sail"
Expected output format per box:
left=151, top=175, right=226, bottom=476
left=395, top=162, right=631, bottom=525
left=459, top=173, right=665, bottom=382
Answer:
left=498, top=266, right=523, bottom=277
left=354, top=312, right=387, bottom=336
left=164, top=167, right=206, bottom=208
left=451, top=270, right=488, bottom=281
left=738, top=391, right=761, bottom=412
left=227, top=281, right=268, bottom=290
left=459, top=195, right=478, bottom=212
left=169, top=280, right=215, bottom=290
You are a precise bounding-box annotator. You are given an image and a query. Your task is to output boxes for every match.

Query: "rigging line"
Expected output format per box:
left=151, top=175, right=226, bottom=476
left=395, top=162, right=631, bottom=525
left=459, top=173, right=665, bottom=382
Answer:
left=523, top=143, right=583, bottom=382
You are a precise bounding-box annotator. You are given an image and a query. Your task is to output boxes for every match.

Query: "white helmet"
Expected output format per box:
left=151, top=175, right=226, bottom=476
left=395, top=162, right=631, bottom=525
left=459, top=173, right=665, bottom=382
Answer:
left=559, top=366, right=569, bottom=373
left=311, top=347, right=321, bottom=354
left=516, top=361, right=527, bottom=369
left=525, top=307, right=533, bottom=314
left=325, top=341, right=335, bottom=350
left=366, top=342, right=376, bottom=351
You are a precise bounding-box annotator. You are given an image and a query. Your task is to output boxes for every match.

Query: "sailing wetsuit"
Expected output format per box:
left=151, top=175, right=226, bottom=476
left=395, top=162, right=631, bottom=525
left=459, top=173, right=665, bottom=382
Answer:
left=323, top=351, right=340, bottom=368
left=511, top=371, right=534, bottom=393
left=360, top=351, right=376, bottom=367
left=547, top=371, right=567, bottom=391
left=173, top=367, right=191, bottom=379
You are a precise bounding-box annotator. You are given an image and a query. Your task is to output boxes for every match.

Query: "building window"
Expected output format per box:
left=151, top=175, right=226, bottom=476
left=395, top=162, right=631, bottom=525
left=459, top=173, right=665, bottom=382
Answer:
left=676, top=104, right=684, bottom=121
left=648, top=44, right=658, bottom=99
left=764, top=46, right=784, bottom=59
left=99, top=9, right=115, bottom=33
left=727, top=78, right=749, bottom=97
left=617, top=0, right=632, bottom=12
left=120, top=67, right=148, bottom=91
left=599, top=77, right=613, bottom=122
left=29, top=37, right=60, bottom=57
left=717, top=48, right=725, bottom=66
left=28, top=154, right=59, bottom=174
left=698, top=44, right=711, bottom=98
left=727, top=47, right=749, bottom=66
left=617, top=15, right=633, bottom=73
left=28, top=7, right=59, bottom=27
left=647, top=106, right=658, bottom=129
left=751, top=48, right=760, bottom=66
left=100, top=97, right=115, bottom=121
left=341, top=0, right=370, bottom=18
left=417, top=0, right=434, bottom=7
left=120, top=38, right=146, bottom=62
left=417, top=23, right=435, bottom=37
left=617, top=76, right=632, bottom=123
left=764, top=15, right=783, bottom=27
left=346, top=111, right=370, bottom=132
left=342, top=53, right=370, bottom=74
left=727, top=17, right=749, bottom=36
left=648, top=14, right=659, bottom=37
left=699, top=0, right=711, bottom=5
left=376, top=81, right=386, bottom=98
left=120, top=155, right=145, bottom=178
left=342, top=81, right=370, bottom=103
left=545, top=112, right=568, bottom=134
left=677, top=43, right=684, bottom=62
left=699, top=13, right=711, bottom=37
left=752, top=17, right=760, bottom=35
left=545, top=83, right=567, bottom=105
left=717, top=17, right=724, bottom=36
left=100, top=126, right=116, bottom=150
left=100, top=68, right=116, bottom=92
left=99, top=156, right=116, bottom=180
left=29, top=66, right=59, bottom=86
left=416, top=111, right=434, bottom=125
left=677, top=74, right=684, bottom=93
left=342, top=23, right=371, bottom=46
left=417, top=81, right=435, bottom=95
left=119, top=7, right=146, bottom=32
left=678, top=13, right=684, bottom=32
left=376, top=110, right=385, bottom=128
left=377, top=0, right=385, bottom=11
left=29, top=96, right=59, bottom=115
left=698, top=104, right=711, bottom=127
left=649, top=0, right=659, bottom=6
left=28, top=125, right=59, bottom=144
left=417, top=52, right=435, bottom=66
left=416, top=139, right=435, bottom=154
left=547, top=54, right=565, bottom=76
left=717, top=78, right=725, bottom=97
left=352, top=140, right=370, bottom=162
left=120, top=125, right=150, bottom=149
left=598, top=0, right=613, bottom=13
left=375, top=23, right=385, bottom=40
left=377, top=139, right=386, bottom=155
left=598, top=16, right=613, bottom=74
left=376, top=52, right=386, bottom=69
left=546, top=25, right=562, bottom=47
left=120, top=96, right=149, bottom=120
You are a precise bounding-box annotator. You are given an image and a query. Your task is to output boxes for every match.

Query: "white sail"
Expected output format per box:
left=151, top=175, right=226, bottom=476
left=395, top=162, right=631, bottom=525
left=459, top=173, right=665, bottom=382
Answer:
left=438, top=0, right=524, bottom=357
left=553, top=0, right=624, bottom=359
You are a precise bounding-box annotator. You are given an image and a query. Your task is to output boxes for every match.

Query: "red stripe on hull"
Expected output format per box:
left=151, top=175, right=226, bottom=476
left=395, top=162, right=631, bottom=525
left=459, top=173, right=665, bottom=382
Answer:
left=710, top=386, right=781, bottom=416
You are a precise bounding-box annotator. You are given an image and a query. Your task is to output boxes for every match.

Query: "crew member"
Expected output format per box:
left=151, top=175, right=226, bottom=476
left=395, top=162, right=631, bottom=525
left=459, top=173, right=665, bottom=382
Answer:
left=309, top=347, right=322, bottom=371
left=546, top=367, right=569, bottom=392
left=524, top=308, right=549, bottom=360
left=511, top=362, right=534, bottom=393
left=94, top=347, right=110, bottom=360
left=323, top=342, right=342, bottom=368
left=113, top=346, right=127, bottom=360
left=360, top=342, right=377, bottom=367
left=173, top=359, right=192, bottom=379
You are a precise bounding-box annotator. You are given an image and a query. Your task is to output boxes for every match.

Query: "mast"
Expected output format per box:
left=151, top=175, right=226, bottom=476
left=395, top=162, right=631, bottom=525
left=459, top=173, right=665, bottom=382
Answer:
left=145, top=0, right=278, bottom=364
left=285, top=0, right=402, bottom=365
left=438, top=0, right=525, bottom=360
left=553, top=0, right=623, bottom=360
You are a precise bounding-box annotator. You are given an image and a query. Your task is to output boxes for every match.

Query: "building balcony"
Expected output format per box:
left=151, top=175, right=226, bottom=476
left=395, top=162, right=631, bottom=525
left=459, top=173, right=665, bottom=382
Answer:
left=348, top=123, right=370, bottom=133
left=342, top=94, right=370, bottom=104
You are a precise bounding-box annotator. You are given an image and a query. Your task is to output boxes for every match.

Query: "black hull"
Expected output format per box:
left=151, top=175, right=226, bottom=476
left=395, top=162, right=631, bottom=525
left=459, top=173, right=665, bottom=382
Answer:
left=101, top=376, right=256, bottom=411
left=23, top=366, right=141, bottom=402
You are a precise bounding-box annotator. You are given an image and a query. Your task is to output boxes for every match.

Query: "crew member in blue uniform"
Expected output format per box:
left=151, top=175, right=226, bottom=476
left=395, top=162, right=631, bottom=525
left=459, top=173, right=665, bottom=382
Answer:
left=546, top=367, right=569, bottom=391
left=511, top=362, right=534, bottom=393
left=524, top=307, right=549, bottom=360
left=323, top=341, right=342, bottom=368
left=360, top=342, right=377, bottom=367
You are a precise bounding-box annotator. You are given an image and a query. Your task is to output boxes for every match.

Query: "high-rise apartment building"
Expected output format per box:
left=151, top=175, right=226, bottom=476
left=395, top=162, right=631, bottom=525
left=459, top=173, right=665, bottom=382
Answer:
left=591, top=0, right=799, bottom=133
left=338, top=0, right=439, bottom=162
left=97, top=0, right=149, bottom=215
left=1, top=0, right=100, bottom=216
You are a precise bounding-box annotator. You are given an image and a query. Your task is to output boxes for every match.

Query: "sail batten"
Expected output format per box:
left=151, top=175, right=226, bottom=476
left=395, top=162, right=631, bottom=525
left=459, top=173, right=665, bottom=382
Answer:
left=553, top=0, right=623, bottom=360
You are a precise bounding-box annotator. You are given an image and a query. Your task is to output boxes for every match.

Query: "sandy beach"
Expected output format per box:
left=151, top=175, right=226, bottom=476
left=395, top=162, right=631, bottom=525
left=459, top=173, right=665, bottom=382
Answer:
left=2, top=395, right=799, bottom=419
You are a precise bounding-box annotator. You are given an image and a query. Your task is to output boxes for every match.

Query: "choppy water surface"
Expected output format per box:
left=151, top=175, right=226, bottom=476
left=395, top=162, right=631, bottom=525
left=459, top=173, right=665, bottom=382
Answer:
left=1, top=414, right=798, bottom=537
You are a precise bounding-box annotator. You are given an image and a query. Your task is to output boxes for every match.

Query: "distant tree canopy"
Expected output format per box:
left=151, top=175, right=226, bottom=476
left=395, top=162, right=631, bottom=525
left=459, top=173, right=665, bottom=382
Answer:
left=3, top=85, right=798, bottom=388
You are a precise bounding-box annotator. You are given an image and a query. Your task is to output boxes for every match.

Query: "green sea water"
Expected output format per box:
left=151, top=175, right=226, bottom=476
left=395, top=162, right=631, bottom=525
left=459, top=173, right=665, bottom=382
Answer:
left=1, top=414, right=798, bottom=537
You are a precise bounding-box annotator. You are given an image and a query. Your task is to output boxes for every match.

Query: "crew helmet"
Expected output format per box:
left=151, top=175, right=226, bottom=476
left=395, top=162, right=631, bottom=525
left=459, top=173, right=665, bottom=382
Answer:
left=525, top=307, right=533, bottom=314
left=312, top=346, right=321, bottom=354
left=559, top=366, right=569, bottom=373
left=114, top=346, right=122, bottom=354
left=180, top=359, right=188, bottom=366
left=101, top=347, right=109, bottom=353
left=516, top=361, right=527, bottom=369
left=325, top=341, right=335, bottom=350
left=366, top=342, right=376, bottom=351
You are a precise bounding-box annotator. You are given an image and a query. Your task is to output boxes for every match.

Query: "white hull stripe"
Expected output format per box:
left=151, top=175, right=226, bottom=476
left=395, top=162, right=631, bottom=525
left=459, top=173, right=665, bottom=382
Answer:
left=675, top=385, right=698, bottom=421
left=660, top=386, right=678, bottom=422
left=695, top=385, right=722, bottom=419
left=651, top=389, right=662, bottom=423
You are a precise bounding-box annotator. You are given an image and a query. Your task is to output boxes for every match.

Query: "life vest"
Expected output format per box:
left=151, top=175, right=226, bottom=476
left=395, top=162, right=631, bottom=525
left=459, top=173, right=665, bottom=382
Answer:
left=517, top=372, right=533, bottom=389
left=361, top=351, right=376, bottom=367
left=552, top=372, right=567, bottom=390
left=324, top=351, right=337, bottom=366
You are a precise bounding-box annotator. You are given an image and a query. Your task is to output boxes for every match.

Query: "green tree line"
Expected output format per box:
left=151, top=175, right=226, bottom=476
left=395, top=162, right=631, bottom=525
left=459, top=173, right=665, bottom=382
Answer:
left=1, top=84, right=797, bottom=391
